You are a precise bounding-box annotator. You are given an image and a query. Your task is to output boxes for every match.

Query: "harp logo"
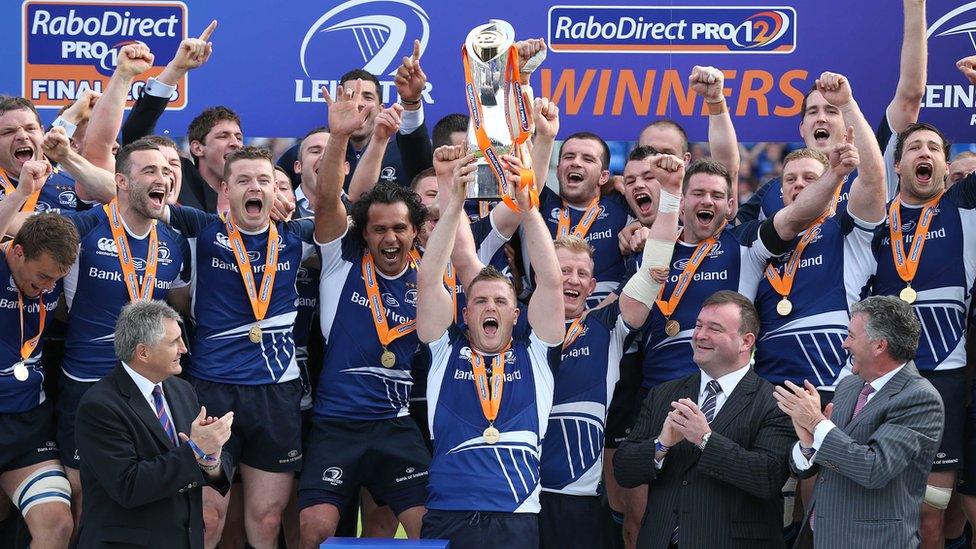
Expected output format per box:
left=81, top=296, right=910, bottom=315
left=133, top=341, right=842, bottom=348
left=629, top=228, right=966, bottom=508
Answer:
left=295, top=0, right=431, bottom=104
left=922, top=3, right=976, bottom=119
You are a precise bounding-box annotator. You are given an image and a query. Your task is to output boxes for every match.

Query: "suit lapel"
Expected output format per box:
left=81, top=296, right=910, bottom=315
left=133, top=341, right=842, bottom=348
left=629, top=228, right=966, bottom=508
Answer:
left=671, top=373, right=700, bottom=472
left=709, top=370, right=758, bottom=433
left=115, top=364, right=176, bottom=450
left=163, top=378, right=193, bottom=439
left=832, top=377, right=862, bottom=429
left=844, top=363, right=915, bottom=433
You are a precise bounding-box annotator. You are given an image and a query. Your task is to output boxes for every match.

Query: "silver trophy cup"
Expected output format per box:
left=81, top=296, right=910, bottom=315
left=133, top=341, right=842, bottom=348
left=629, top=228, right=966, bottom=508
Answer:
left=463, top=20, right=517, bottom=199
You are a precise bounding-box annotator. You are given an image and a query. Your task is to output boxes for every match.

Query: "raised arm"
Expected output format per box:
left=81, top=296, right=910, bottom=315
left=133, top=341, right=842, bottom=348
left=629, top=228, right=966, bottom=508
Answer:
left=314, top=80, right=370, bottom=244
left=522, top=163, right=565, bottom=345
left=347, top=103, right=403, bottom=202
left=120, top=21, right=216, bottom=147
left=418, top=155, right=476, bottom=342
left=619, top=154, right=683, bottom=328
left=887, top=0, right=926, bottom=133
left=83, top=43, right=154, bottom=171
left=690, top=66, right=740, bottom=214
left=0, top=161, right=47, bottom=237
left=773, top=128, right=859, bottom=240
left=529, top=97, right=559, bottom=190
left=818, top=73, right=886, bottom=224
left=43, top=127, right=115, bottom=204
left=394, top=39, right=433, bottom=183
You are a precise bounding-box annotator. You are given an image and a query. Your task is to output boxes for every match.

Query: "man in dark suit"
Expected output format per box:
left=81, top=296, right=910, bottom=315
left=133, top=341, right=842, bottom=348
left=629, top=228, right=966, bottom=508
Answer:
left=775, top=296, right=943, bottom=548
left=74, top=300, right=233, bottom=548
left=614, top=290, right=796, bottom=548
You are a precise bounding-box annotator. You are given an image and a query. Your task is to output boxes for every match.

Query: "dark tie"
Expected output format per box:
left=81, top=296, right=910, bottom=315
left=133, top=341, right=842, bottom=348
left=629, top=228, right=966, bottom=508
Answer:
left=851, top=384, right=875, bottom=419
left=700, top=380, right=722, bottom=423
left=152, top=385, right=178, bottom=445
left=671, top=380, right=724, bottom=546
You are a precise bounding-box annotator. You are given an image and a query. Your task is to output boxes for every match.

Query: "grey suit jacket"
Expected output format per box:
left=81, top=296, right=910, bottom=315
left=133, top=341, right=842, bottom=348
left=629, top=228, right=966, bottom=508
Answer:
left=792, top=362, right=943, bottom=549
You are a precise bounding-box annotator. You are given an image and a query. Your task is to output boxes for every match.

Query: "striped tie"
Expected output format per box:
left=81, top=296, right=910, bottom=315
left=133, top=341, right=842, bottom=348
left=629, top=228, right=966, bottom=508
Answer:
left=671, top=380, right=725, bottom=545
left=152, top=385, right=177, bottom=445
left=700, top=380, right=722, bottom=423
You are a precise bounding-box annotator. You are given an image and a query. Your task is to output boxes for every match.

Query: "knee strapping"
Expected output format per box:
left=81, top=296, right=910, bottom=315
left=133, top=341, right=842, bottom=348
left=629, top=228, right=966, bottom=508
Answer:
left=13, top=466, right=71, bottom=516
left=923, top=484, right=952, bottom=510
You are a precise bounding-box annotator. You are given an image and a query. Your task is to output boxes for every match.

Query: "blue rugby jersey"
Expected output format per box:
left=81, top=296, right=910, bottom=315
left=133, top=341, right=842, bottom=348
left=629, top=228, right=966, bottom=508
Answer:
left=61, top=208, right=190, bottom=381
left=425, top=325, right=559, bottom=513
left=295, top=259, right=320, bottom=411
left=0, top=170, right=81, bottom=214
left=541, top=304, right=632, bottom=496
left=751, top=209, right=880, bottom=390
left=736, top=171, right=857, bottom=224
left=0, top=253, right=61, bottom=413
left=641, top=223, right=781, bottom=389
left=315, top=228, right=420, bottom=420
left=534, top=187, right=631, bottom=307
left=168, top=206, right=315, bottom=385
left=867, top=173, right=976, bottom=372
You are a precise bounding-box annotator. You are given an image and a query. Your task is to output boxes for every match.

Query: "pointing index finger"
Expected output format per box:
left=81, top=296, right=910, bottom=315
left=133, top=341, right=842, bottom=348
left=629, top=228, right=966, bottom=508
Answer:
left=411, top=39, right=421, bottom=60
left=199, top=20, right=217, bottom=42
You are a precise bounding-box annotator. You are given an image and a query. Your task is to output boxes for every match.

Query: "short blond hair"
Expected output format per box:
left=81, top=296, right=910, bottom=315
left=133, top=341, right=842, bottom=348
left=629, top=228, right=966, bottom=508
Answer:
left=553, top=235, right=594, bottom=260
left=783, top=148, right=828, bottom=171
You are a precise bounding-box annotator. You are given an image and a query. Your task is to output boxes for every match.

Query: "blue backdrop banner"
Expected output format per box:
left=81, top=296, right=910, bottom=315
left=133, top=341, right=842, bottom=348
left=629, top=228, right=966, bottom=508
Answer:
left=3, top=0, right=975, bottom=142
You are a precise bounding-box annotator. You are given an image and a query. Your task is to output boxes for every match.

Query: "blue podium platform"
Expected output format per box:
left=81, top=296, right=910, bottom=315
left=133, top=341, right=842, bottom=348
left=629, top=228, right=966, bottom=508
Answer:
left=322, top=539, right=449, bottom=548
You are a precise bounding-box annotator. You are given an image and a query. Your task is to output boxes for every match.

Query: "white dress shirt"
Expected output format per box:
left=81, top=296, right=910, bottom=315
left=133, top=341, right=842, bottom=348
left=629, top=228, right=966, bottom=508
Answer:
left=792, top=363, right=907, bottom=470
left=655, top=363, right=753, bottom=468
left=122, top=362, right=175, bottom=431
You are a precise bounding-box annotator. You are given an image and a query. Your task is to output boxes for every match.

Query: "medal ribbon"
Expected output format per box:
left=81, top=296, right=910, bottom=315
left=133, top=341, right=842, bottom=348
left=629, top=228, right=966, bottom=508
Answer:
left=469, top=341, right=512, bottom=425
left=556, top=198, right=600, bottom=239
left=562, top=313, right=588, bottom=350
left=763, top=213, right=828, bottom=300
left=16, top=282, right=47, bottom=364
left=654, top=227, right=724, bottom=320
left=461, top=45, right=538, bottom=213
left=103, top=200, right=158, bottom=301
left=478, top=201, right=491, bottom=219
left=0, top=170, right=41, bottom=213
left=888, top=191, right=944, bottom=286
left=223, top=215, right=279, bottom=324
left=361, top=252, right=417, bottom=348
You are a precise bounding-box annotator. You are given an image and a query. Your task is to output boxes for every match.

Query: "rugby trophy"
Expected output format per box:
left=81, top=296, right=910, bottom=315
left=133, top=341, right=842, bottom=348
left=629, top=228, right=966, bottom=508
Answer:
left=462, top=20, right=545, bottom=202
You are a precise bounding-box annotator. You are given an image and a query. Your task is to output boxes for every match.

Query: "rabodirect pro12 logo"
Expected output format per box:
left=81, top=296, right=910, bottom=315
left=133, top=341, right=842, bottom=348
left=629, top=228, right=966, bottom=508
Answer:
left=548, top=5, right=796, bottom=54
left=294, top=0, right=430, bottom=104
left=22, top=1, right=187, bottom=108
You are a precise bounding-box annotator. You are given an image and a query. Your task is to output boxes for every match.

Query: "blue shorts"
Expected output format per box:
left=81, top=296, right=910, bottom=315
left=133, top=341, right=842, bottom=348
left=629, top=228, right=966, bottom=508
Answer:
left=422, top=509, right=538, bottom=549
left=539, top=491, right=603, bottom=549
left=920, top=368, right=965, bottom=472
left=56, top=376, right=95, bottom=469
left=298, top=416, right=429, bottom=515
left=189, top=377, right=303, bottom=473
left=0, top=401, right=60, bottom=474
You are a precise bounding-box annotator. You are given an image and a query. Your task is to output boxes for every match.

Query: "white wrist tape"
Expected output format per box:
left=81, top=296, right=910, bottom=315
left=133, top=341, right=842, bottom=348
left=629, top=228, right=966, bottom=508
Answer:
left=622, top=238, right=674, bottom=306
left=658, top=189, right=681, bottom=213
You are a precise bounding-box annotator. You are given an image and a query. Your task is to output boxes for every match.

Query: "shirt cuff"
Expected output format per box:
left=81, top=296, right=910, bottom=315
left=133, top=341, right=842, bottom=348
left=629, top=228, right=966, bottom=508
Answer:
left=654, top=455, right=665, bottom=470
left=812, top=419, right=836, bottom=450
left=399, top=105, right=424, bottom=134
left=50, top=116, right=77, bottom=138
left=792, top=442, right=815, bottom=470
left=144, top=77, right=177, bottom=99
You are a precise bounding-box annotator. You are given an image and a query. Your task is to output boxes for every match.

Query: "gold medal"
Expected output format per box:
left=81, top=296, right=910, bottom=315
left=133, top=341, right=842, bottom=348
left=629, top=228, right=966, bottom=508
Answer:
left=664, top=319, right=680, bottom=337
left=899, top=285, right=917, bottom=304
left=13, top=361, right=28, bottom=382
left=248, top=325, right=262, bottom=343
left=483, top=426, right=501, bottom=444
left=776, top=298, right=793, bottom=317
left=381, top=349, right=397, bottom=368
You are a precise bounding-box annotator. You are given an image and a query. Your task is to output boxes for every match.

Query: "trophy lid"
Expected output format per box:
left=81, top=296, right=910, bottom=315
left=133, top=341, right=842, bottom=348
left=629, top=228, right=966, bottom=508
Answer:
left=465, top=20, right=515, bottom=63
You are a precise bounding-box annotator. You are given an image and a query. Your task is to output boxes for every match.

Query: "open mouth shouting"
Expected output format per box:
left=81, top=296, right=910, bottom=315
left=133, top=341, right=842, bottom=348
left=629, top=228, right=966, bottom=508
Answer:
left=813, top=127, right=831, bottom=146
left=566, top=171, right=585, bottom=186
left=694, top=209, right=715, bottom=228
left=244, top=197, right=263, bottom=216
left=482, top=316, right=499, bottom=337
left=380, top=246, right=401, bottom=264
left=147, top=187, right=167, bottom=209
left=13, top=145, right=34, bottom=165
left=915, top=162, right=933, bottom=185
left=633, top=190, right=654, bottom=217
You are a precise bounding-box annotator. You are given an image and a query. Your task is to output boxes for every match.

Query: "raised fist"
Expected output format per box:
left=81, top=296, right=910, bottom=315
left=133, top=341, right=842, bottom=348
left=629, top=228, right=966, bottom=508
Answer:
left=62, top=90, right=101, bottom=124
left=649, top=154, right=685, bottom=194
left=533, top=97, right=559, bottom=140
left=115, top=43, right=154, bottom=79
left=515, top=39, right=547, bottom=75
left=433, top=144, right=468, bottom=178
left=17, top=160, right=50, bottom=198
left=689, top=66, right=725, bottom=104
left=41, top=127, right=72, bottom=164
left=815, top=71, right=853, bottom=108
